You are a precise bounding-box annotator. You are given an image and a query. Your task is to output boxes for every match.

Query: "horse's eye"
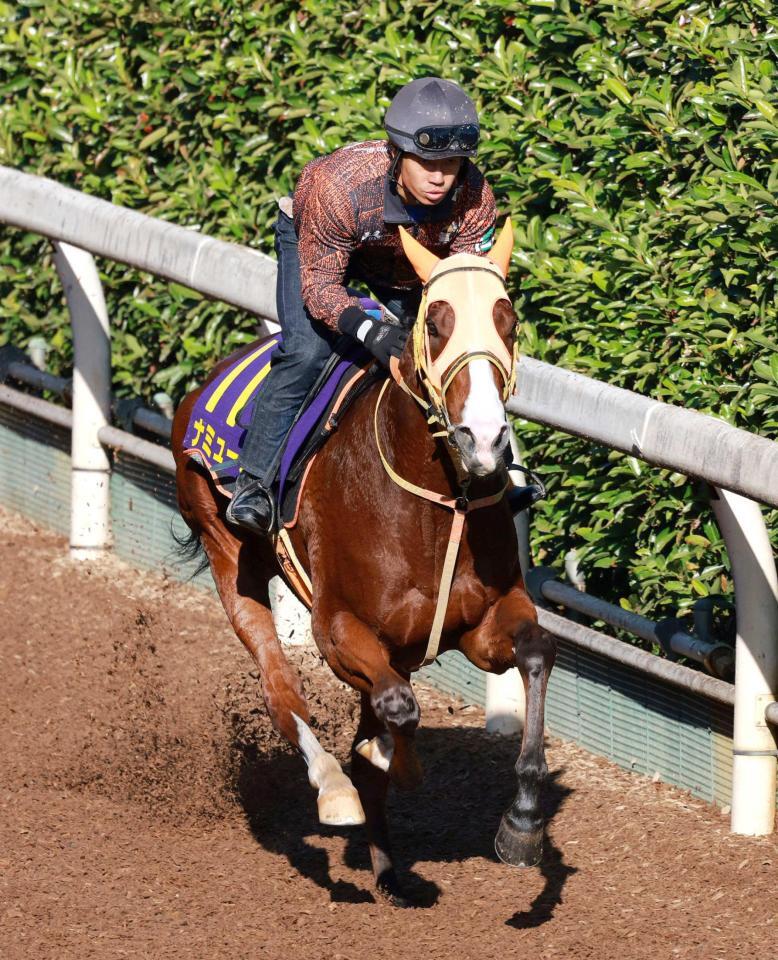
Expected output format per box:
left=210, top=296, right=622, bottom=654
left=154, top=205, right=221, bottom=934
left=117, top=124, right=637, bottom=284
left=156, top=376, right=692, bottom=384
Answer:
left=426, top=320, right=439, bottom=337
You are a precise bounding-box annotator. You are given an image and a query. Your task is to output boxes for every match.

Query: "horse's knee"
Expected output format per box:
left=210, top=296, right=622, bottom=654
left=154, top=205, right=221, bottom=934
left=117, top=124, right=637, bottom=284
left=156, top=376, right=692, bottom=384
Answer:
left=515, top=621, right=557, bottom=671
left=370, top=682, right=420, bottom=733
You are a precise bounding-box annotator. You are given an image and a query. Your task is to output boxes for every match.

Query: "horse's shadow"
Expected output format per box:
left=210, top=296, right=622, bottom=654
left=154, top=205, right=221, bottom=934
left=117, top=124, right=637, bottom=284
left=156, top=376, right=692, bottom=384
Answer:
left=232, top=724, right=576, bottom=917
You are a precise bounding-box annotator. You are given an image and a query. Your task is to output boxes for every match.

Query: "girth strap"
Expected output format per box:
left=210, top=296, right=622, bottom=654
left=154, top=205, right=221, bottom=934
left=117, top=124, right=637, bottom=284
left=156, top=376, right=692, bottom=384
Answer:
left=373, top=379, right=507, bottom=667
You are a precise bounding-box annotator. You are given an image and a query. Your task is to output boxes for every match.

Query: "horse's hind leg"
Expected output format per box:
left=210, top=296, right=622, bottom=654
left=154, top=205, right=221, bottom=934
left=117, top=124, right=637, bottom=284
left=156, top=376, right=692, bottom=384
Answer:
left=200, top=524, right=365, bottom=827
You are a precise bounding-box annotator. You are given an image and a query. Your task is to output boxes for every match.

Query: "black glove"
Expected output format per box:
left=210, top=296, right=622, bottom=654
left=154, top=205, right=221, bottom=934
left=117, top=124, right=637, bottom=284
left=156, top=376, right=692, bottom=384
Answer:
left=338, top=306, right=408, bottom=368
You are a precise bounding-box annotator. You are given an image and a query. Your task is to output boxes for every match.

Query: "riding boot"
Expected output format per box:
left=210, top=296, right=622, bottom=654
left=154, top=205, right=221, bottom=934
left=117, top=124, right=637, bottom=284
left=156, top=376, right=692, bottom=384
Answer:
left=225, top=471, right=276, bottom=536
left=507, top=483, right=545, bottom=515
left=506, top=467, right=546, bottom=516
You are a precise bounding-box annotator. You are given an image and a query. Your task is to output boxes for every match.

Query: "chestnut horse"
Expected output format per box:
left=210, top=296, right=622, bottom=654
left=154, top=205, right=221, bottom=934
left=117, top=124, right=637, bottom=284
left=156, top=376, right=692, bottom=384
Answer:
left=171, top=220, right=557, bottom=905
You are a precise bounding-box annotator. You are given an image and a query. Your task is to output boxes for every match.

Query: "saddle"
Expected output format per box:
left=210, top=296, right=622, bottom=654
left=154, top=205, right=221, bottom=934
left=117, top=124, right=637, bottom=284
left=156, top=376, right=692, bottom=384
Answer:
left=182, top=299, right=382, bottom=532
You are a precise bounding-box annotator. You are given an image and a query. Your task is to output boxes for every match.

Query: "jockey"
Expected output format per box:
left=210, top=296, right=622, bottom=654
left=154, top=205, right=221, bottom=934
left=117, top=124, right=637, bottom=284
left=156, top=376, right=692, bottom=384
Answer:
left=227, top=77, right=503, bottom=535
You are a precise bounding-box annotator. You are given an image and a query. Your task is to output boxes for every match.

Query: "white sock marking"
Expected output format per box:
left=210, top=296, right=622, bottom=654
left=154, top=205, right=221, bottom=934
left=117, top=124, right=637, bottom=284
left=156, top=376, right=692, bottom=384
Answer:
left=292, top=711, right=325, bottom=768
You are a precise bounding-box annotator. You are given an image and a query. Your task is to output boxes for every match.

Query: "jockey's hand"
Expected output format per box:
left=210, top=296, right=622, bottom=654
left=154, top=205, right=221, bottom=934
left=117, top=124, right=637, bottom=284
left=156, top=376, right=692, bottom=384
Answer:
left=339, top=307, right=408, bottom=367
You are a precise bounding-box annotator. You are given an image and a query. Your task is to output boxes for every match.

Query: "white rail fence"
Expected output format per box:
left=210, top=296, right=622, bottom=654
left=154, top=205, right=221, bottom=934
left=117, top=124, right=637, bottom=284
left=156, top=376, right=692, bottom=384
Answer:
left=1, top=165, right=776, bottom=835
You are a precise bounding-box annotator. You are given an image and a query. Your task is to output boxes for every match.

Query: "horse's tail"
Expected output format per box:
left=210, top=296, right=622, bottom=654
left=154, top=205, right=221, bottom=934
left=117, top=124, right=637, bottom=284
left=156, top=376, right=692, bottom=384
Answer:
left=169, top=519, right=210, bottom=579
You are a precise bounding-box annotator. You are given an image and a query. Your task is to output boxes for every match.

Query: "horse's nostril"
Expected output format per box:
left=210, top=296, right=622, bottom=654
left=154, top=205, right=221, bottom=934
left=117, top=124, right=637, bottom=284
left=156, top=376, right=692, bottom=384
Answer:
left=493, top=424, right=510, bottom=453
left=452, top=425, right=476, bottom=455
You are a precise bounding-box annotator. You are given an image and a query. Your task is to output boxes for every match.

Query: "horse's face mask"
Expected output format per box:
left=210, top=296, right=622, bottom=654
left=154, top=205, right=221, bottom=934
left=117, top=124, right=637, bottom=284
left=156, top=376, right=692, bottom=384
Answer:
left=398, top=219, right=518, bottom=477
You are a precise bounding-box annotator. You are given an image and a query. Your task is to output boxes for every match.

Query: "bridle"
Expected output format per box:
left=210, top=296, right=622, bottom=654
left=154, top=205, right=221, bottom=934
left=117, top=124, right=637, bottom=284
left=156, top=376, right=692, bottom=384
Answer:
left=377, top=255, right=519, bottom=668
left=388, top=258, right=519, bottom=451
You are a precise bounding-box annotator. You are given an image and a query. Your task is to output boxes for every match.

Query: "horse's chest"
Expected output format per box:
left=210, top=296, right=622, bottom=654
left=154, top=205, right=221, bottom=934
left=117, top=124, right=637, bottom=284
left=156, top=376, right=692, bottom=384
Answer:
left=381, top=562, right=494, bottom=646
left=448, top=573, right=494, bottom=628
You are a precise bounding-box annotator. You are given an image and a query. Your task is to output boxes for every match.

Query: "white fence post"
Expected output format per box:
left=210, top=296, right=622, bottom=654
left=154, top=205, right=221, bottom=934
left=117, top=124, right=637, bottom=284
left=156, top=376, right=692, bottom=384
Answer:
left=712, top=488, right=778, bottom=836
left=485, top=670, right=526, bottom=735
left=485, top=426, right=528, bottom=734
left=269, top=576, right=313, bottom=647
left=52, top=242, right=112, bottom=559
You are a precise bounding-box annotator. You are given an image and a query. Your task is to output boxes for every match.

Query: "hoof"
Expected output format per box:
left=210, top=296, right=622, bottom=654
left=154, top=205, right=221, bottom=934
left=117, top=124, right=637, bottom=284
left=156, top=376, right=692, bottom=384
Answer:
left=375, top=869, right=411, bottom=908
left=495, top=815, right=543, bottom=868
left=317, top=786, right=366, bottom=827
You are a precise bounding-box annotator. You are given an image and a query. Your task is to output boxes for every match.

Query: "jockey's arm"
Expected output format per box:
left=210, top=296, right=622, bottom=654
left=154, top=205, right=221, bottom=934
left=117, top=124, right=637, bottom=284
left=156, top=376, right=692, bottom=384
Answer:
left=295, top=179, right=407, bottom=366
left=295, top=177, right=365, bottom=330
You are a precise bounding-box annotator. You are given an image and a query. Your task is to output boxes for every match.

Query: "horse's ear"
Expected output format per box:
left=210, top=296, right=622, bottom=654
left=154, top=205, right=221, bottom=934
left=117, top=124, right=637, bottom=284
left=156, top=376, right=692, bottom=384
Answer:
left=486, top=217, right=513, bottom=278
left=398, top=225, right=441, bottom=283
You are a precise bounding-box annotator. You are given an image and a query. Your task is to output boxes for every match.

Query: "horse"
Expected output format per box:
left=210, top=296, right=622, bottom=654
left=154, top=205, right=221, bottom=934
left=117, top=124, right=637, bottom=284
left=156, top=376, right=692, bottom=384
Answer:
left=171, top=219, right=557, bottom=905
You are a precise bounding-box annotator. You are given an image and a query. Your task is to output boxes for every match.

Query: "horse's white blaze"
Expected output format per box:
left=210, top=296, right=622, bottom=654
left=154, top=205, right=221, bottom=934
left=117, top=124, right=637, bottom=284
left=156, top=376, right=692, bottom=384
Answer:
left=460, top=358, right=507, bottom=474
left=293, top=712, right=366, bottom=826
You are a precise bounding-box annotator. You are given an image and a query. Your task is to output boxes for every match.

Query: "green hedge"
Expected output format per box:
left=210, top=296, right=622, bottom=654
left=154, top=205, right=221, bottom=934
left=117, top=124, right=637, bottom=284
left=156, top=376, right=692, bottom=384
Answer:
left=1, top=0, right=776, bottom=629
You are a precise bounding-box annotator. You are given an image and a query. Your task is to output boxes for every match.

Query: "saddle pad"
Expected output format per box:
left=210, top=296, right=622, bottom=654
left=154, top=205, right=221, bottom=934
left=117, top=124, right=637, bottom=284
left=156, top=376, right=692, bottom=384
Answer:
left=277, top=356, right=375, bottom=526
left=182, top=337, right=281, bottom=495
left=182, top=297, right=382, bottom=500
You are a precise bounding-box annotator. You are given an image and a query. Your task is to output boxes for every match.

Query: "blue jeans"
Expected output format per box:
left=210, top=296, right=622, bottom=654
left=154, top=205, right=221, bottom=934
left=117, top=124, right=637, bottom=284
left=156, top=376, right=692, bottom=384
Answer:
left=238, top=205, right=421, bottom=485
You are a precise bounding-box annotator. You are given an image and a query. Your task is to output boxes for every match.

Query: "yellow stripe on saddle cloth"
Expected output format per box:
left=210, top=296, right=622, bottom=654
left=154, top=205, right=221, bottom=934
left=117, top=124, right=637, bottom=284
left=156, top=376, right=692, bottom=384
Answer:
left=182, top=338, right=280, bottom=494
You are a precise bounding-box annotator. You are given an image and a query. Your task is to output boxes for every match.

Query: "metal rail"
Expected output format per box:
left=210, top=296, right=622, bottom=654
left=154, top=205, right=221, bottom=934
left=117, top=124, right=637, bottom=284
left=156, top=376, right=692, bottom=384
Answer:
left=0, top=166, right=279, bottom=323
left=0, top=382, right=173, bottom=472
left=507, top=359, right=778, bottom=510
left=2, top=355, right=174, bottom=440
left=2, top=164, right=777, bottom=506
left=536, top=607, right=735, bottom=707
left=0, top=383, right=73, bottom=429
left=7, top=361, right=70, bottom=397
left=526, top=569, right=735, bottom=680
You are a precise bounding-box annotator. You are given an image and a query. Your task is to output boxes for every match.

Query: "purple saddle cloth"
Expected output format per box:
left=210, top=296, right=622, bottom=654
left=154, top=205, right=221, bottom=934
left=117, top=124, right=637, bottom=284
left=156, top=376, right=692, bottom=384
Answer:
left=182, top=298, right=380, bottom=505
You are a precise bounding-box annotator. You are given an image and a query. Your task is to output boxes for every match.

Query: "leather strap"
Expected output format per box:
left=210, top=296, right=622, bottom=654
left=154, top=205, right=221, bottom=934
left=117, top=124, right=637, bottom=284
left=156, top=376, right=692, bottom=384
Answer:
left=424, top=507, right=466, bottom=665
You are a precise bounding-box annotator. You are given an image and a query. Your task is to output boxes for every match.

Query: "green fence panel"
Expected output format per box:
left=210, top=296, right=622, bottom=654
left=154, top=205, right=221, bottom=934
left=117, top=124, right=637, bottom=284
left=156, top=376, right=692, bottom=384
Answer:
left=110, top=452, right=214, bottom=588
left=0, top=404, right=70, bottom=534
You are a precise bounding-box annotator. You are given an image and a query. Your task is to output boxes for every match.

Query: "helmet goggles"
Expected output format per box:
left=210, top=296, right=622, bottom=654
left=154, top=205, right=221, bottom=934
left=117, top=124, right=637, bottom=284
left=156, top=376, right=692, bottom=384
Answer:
left=388, top=122, right=479, bottom=155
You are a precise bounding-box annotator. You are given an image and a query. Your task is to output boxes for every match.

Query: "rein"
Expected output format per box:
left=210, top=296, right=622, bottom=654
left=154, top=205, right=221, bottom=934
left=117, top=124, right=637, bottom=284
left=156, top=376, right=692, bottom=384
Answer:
left=377, top=260, right=517, bottom=668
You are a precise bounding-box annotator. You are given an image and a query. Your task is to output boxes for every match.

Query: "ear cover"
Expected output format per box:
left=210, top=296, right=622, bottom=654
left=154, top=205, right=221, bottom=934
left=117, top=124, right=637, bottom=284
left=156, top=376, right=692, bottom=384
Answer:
left=486, top=217, right=513, bottom=278
left=398, top=225, right=441, bottom=283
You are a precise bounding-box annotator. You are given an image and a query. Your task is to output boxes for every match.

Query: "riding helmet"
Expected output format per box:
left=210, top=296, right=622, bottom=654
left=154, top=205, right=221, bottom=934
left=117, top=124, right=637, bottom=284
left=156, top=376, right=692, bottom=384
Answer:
left=385, top=77, right=480, bottom=160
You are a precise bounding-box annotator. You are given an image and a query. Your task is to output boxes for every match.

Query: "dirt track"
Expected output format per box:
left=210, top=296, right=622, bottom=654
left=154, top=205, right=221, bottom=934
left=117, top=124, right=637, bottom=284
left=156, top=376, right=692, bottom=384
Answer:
left=0, top=507, right=775, bottom=960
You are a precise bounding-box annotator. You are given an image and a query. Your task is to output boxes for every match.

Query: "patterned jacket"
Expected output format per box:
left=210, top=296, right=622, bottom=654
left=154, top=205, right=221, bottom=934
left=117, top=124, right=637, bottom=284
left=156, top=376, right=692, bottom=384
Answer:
left=292, top=139, right=497, bottom=330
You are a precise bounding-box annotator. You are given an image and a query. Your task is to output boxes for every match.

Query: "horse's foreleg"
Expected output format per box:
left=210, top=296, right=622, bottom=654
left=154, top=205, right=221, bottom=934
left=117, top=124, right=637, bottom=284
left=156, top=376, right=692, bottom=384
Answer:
left=317, top=609, right=422, bottom=791
left=350, top=692, right=410, bottom=906
left=495, top=619, right=557, bottom=867
left=460, top=591, right=556, bottom=867
left=202, top=530, right=364, bottom=827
